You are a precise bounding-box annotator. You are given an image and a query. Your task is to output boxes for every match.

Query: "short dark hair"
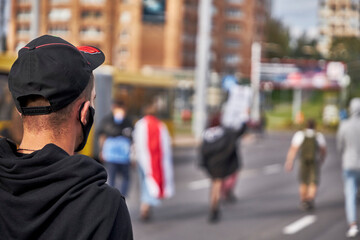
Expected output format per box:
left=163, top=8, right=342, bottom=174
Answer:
left=306, top=118, right=316, bottom=129
left=22, top=74, right=94, bottom=135
left=112, top=99, right=125, bottom=108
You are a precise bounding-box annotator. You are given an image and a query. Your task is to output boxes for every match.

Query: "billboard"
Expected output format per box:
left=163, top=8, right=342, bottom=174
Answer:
left=260, top=60, right=345, bottom=90
left=142, top=0, right=166, bottom=23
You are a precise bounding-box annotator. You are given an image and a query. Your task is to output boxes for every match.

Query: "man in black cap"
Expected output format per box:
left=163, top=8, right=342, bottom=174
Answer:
left=0, top=35, right=133, bottom=239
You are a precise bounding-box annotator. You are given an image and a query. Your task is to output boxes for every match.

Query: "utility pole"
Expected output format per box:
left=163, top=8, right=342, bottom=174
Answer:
left=292, top=88, right=302, bottom=123
left=250, top=42, right=261, bottom=123
left=30, top=0, right=40, bottom=39
left=193, top=0, right=212, bottom=139
left=0, top=0, right=5, bottom=53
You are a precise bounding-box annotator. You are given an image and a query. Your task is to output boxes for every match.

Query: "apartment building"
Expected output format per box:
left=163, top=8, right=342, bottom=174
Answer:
left=318, top=0, right=360, bottom=56
left=8, top=0, right=119, bottom=65
left=212, top=0, right=270, bottom=79
left=7, top=0, right=270, bottom=79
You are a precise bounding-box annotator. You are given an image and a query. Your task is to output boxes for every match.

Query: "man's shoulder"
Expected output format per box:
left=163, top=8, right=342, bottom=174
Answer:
left=293, top=130, right=305, bottom=138
left=338, top=118, right=356, bottom=133
left=69, top=155, right=125, bottom=204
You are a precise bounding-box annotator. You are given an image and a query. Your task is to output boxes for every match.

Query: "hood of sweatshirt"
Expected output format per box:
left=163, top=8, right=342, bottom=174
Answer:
left=0, top=138, right=123, bottom=239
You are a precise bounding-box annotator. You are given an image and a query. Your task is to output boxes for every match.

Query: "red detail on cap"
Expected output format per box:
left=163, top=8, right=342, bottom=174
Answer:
left=77, top=46, right=100, bottom=54
left=22, top=43, right=77, bottom=50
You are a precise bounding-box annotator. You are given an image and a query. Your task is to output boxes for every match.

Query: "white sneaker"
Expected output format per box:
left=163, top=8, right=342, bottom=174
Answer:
left=347, top=225, right=359, bottom=238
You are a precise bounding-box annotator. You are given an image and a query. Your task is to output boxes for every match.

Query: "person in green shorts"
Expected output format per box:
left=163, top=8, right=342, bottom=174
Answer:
left=285, top=119, right=327, bottom=211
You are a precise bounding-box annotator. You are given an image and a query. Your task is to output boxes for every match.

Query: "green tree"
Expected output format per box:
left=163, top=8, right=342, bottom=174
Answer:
left=328, top=37, right=360, bottom=62
left=328, top=37, right=360, bottom=97
left=291, top=33, right=322, bottom=59
left=263, top=18, right=291, bottom=58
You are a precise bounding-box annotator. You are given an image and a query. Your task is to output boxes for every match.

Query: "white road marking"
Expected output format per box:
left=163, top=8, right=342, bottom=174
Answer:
left=263, top=164, right=283, bottom=175
left=241, top=169, right=259, bottom=178
left=188, top=178, right=210, bottom=190
left=283, top=215, right=317, bottom=235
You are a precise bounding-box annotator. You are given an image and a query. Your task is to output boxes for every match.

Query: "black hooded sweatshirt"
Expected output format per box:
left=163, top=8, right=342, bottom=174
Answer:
left=0, top=138, right=133, bottom=240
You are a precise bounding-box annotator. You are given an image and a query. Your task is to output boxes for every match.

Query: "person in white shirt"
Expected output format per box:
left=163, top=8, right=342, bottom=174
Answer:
left=285, top=119, right=327, bottom=211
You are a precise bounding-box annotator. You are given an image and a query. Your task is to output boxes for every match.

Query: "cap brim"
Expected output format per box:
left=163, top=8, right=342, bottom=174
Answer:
left=77, top=46, right=105, bottom=70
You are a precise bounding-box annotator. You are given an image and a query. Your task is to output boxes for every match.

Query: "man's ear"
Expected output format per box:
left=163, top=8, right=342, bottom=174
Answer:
left=79, top=101, right=91, bottom=125
left=15, top=108, right=22, bottom=117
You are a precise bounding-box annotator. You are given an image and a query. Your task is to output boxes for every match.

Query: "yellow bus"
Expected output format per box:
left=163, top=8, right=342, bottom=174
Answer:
left=0, top=54, right=22, bottom=144
left=87, top=66, right=176, bottom=158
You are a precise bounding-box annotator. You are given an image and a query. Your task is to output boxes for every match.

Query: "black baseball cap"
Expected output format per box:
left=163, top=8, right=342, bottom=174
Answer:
left=8, top=35, right=105, bottom=115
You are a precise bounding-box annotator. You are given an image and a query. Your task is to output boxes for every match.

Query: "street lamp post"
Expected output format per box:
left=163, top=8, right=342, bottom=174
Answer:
left=193, top=0, right=212, bottom=139
left=30, top=0, right=40, bottom=39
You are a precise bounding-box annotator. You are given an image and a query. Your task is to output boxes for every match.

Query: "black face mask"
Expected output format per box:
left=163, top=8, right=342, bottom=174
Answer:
left=75, top=102, right=95, bottom=152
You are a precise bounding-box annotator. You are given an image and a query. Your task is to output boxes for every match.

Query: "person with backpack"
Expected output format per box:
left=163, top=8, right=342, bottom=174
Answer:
left=98, top=100, right=134, bottom=197
left=285, top=119, right=327, bottom=211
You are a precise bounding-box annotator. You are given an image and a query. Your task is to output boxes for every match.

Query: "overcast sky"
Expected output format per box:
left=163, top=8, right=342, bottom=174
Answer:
left=271, top=0, right=319, bottom=39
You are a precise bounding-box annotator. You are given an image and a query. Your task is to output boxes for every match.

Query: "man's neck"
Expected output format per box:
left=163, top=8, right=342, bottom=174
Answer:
left=20, top=130, right=76, bottom=155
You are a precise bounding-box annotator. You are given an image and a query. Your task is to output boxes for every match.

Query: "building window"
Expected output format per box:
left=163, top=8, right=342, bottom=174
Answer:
left=80, top=27, right=103, bottom=37
left=210, top=52, right=217, bottom=62
left=17, top=0, right=31, bottom=3
left=330, top=4, right=336, bottom=11
left=120, top=11, right=131, bottom=23
left=212, top=6, right=218, bottom=16
left=120, top=30, right=130, bottom=41
left=351, top=3, right=358, bottom=11
left=225, top=8, right=243, bottom=19
left=183, top=52, right=195, bottom=62
left=48, top=26, right=69, bottom=36
left=225, top=23, right=241, bottom=33
left=225, top=38, right=241, bottom=48
left=226, top=0, right=244, bottom=3
left=81, top=10, right=103, bottom=20
left=80, top=0, right=105, bottom=4
left=49, top=8, right=71, bottom=21
left=224, top=54, right=241, bottom=65
left=51, top=0, right=70, bottom=4
left=17, top=26, right=30, bottom=36
left=17, top=10, right=31, bottom=21
left=182, top=34, right=196, bottom=44
left=119, top=47, right=129, bottom=58
left=185, top=0, right=198, bottom=11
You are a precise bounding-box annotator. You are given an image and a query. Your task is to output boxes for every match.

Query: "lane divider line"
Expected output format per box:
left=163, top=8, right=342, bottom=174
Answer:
left=283, top=215, right=317, bottom=235
left=263, top=164, right=283, bottom=175
left=188, top=178, right=210, bottom=190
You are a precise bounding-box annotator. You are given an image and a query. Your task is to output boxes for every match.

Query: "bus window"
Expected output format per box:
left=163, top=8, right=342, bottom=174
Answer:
left=0, top=74, right=23, bottom=144
left=114, top=84, right=173, bottom=120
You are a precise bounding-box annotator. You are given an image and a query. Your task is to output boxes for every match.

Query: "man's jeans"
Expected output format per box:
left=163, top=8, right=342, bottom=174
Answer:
left=106, top=162, right=130, bottom=197
left=343, top=170, right=360, bottom=224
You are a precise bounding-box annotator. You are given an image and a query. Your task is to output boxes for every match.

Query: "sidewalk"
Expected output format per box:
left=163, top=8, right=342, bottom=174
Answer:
left=172, top=134, right=200, bottom=148
left=172, top=132, right=259, bottom=148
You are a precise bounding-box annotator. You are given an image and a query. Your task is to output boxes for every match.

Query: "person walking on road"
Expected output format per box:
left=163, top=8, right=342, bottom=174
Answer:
left=98, top=100, right=134, bottom=197
left=0, top=35, right=133, bottom=239
left=337, top=98, right=360, bottom=238
left=285, top=119, right=326, bottom=211
left=200, top=117, right=247, bottom=223
left=133, top=98, right=174, bottom=221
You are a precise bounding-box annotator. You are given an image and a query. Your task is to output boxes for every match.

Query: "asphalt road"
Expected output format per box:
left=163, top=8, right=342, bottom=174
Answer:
left=122, top=131, right=352, bottom=240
